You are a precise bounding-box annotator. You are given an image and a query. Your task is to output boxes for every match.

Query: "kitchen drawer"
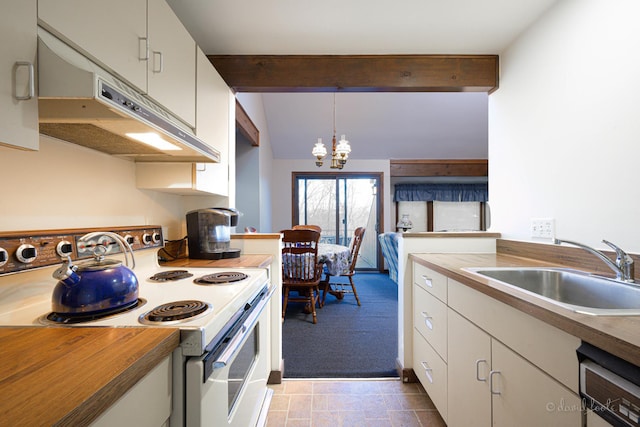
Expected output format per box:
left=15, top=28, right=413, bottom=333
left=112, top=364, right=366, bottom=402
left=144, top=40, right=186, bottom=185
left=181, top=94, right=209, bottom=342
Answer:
left=414, top=284, right=448, bottom=361
left=414, top=262, right=447, bottom=303
left=413, top=329, right=447, bottom=423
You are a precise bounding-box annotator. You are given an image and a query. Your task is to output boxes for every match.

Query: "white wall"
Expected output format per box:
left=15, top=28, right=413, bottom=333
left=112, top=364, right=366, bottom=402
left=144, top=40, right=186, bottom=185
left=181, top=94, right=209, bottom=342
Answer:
left=270, top=158, right=392, bottom=233
left=0, top=135, right=186, bottom=238
left=489, top=0, right=640, bottom=252
left=236, top=93, right=275, bottom=232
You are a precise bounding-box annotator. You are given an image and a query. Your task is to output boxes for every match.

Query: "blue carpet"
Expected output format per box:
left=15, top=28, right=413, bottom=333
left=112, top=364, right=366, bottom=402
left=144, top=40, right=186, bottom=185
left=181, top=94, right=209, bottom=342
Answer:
left=282, top=272, right=399, bottom=378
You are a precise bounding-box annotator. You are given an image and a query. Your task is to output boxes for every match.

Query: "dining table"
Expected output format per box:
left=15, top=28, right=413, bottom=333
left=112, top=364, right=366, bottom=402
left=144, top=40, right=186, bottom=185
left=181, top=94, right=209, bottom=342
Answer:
left=318, top=243, right=351, bottom=276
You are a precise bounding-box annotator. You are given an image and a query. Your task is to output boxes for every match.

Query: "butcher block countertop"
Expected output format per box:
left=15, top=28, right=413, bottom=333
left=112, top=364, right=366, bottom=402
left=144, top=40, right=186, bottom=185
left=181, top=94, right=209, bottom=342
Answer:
left=0, top=327, right=179, bottom=427
left=411, top=252, right=640, bottom=367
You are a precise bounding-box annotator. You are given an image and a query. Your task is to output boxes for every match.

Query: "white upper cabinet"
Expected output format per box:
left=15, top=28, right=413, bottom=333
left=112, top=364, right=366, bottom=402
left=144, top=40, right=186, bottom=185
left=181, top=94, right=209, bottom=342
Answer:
left=194, top=47, right=231, bottom=196
left=147, top=0, right=196, bottom=127
left=38, top=0, right=196, bottom=128
left=37, top=0, right=148, bottom=91
left=0, top=0, right=39, bottom=151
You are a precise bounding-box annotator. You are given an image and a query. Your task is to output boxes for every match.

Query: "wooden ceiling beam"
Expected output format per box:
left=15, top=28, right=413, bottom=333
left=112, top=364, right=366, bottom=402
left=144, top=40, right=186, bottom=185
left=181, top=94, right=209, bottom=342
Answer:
left=390, top=159, right=488, bottom=177
left=235, top=100, right=259, bottom=146
left=208, top=55, right=499, bottom=93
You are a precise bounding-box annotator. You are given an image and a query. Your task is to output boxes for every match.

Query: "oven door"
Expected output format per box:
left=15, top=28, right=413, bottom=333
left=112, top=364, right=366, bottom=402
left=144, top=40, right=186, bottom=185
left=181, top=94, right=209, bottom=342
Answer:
left=185, top=287, right=272, bottom=427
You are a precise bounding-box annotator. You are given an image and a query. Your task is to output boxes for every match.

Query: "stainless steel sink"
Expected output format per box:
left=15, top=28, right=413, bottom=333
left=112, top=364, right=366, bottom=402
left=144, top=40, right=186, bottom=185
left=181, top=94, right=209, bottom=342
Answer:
left=464, top=267, right=640, bottom=316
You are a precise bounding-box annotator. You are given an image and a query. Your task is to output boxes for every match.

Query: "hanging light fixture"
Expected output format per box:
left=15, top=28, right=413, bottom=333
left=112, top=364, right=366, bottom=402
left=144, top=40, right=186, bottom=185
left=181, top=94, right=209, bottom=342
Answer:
left=312, top=93, right=351, bottom=169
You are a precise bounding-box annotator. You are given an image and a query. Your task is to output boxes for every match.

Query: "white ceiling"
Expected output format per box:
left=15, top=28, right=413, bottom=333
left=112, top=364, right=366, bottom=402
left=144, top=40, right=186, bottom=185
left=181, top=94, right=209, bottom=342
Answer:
left=167, top=0, right=559, bottom=160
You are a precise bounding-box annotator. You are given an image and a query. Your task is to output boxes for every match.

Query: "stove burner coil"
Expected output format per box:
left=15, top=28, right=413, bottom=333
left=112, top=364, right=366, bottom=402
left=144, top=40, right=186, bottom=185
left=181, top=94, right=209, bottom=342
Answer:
left=42, top=298, right=146, bottom=324
left=193, top=271, right=248, bottom=285
left=143, top=300, right=211, bottom=322
left=149, top=270, right=194, bottom=282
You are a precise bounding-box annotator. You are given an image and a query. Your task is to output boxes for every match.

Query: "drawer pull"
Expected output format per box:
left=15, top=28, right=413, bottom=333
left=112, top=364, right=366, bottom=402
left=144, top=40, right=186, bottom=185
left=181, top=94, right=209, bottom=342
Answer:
left=153, top=51, right=164, bottom=73
left=475, top=359, right=488, bottom=382
left=138, top=37, right=149, bottom=60
left=14, top=61, right=34, bottom=100
left=420, top=361, right=434, bottom=383
left=421, top=311, right=433, bottom=330
left=421, top=275, right=433, bottom=287
left=489, top=370, right=501, bottom=395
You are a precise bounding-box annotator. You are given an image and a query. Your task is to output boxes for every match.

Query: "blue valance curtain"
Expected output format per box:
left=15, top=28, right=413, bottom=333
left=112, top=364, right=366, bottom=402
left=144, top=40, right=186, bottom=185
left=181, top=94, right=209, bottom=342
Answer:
left=394, top=183, right=488, bottom=202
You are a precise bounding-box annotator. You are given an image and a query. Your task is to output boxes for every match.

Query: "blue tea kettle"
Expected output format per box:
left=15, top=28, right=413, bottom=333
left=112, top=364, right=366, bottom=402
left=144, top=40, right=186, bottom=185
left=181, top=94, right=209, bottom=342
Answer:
left=52, top=232, right=139, bottom=315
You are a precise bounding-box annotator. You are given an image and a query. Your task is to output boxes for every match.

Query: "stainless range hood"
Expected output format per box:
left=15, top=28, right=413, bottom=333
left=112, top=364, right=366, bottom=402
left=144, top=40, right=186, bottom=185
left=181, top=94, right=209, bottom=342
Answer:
left=37, top=29, right=220, bottom=163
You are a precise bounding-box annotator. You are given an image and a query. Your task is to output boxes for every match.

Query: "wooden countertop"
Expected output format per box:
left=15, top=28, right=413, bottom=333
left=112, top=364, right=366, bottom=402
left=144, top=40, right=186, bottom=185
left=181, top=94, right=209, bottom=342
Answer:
left=160, top=254, right=273, bottom=269
left=0, top=327, right=179, bottom=427
left=410, top=253, right=640, bottom=367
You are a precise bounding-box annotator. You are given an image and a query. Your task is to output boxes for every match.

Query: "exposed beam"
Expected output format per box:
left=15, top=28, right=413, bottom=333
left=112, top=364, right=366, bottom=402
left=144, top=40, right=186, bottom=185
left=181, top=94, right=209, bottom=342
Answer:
left=208, top=55, right=498, bottom=93
left=235, top=100, right=259, bottom=146
left=390, top=159, right=488, bottom=177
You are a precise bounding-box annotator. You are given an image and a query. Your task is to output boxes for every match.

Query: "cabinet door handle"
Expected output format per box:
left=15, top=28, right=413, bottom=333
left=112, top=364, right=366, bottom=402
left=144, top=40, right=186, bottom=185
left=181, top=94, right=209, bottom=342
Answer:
left=489, top=370, right=501, bottom=395
left=475, top=359, right=488, bottom=382
left=14, top=61, right=34, bottom=100
left=153, top=51, right=164, bottom=73
left=420, top=361, right=434, bottom=384
left=421, top=311, right=433, bottom=330
left=421, top=275, right=433, bottom=287
left=138, top=37, right=149, bottom=60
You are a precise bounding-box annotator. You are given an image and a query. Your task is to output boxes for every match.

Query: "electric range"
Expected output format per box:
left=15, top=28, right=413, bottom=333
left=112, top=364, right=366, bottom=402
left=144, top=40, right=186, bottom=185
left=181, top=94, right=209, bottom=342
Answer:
left=0, top=226, right=270, bottom=356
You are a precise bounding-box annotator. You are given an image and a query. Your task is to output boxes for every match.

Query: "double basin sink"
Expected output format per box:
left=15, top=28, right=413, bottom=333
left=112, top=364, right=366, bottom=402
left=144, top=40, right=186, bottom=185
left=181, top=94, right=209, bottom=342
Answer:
left=464, top=267, right=640, bottom=316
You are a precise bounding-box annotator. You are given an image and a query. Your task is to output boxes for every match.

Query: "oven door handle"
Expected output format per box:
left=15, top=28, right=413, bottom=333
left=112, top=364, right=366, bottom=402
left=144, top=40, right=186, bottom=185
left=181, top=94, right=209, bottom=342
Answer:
left=212, top=285, right=274, bottom=370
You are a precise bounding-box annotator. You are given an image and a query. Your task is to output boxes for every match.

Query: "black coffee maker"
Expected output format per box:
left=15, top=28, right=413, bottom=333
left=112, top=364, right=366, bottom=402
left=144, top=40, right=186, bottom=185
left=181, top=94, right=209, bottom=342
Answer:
left=186, top=208, right=241, bottom=259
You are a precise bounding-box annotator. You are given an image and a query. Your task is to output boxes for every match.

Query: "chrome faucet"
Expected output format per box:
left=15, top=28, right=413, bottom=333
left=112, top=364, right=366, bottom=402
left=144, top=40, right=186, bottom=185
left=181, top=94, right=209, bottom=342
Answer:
left=553, top=238, right=635, bottom=283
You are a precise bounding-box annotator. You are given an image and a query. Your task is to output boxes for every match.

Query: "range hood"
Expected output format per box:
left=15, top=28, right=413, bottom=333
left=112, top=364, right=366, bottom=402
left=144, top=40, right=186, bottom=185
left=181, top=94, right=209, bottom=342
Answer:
left=37, top=29, right=220, bottom=163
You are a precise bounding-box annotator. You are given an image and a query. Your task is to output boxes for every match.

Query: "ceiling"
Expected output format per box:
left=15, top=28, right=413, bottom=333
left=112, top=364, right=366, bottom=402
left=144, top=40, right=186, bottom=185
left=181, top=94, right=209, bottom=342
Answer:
left=166, top=0, right=559, bottom=161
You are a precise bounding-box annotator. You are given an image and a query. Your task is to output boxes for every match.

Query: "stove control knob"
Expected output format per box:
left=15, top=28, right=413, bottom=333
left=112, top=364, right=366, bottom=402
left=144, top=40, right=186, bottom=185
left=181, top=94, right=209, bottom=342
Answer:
left=0, top=248, right=8, bottom=267
left=16, top=244, right=37, bottom=263
left=152, top=232, right=161, bottom=244
left=124, top=234, right=135, bottom=245
left=142, top=233, right=153, bottom=245
left=56, top=241, right=74, bottom=258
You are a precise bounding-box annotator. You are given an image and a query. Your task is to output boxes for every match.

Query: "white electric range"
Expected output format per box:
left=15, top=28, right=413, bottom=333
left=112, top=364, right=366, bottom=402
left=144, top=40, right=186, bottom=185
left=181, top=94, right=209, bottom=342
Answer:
left=0, top=226, right=274, bottom=427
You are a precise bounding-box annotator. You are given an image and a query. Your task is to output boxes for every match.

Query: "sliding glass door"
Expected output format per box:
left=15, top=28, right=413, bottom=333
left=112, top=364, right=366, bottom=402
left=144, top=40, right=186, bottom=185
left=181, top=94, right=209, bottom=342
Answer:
left=293, top=172, right=382, bottom=270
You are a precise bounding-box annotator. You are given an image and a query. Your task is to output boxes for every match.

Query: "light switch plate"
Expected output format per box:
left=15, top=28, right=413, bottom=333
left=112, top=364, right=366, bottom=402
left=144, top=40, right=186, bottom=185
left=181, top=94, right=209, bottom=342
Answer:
left=531, top=218, right=555, bottom=239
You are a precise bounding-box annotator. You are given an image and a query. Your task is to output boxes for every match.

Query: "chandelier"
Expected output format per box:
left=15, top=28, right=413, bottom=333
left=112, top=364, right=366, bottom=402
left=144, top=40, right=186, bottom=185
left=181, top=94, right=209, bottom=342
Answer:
left=311, top=93, right=351, bottom=169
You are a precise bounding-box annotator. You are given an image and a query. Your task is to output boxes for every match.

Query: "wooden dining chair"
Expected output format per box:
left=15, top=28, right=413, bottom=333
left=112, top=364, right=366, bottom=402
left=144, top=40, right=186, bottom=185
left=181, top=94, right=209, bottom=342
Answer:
left=322, top=227, right=365, bottom=306
left=281, top=229, right=324, bottom=324
left=292, top=224, right=322, bottom=233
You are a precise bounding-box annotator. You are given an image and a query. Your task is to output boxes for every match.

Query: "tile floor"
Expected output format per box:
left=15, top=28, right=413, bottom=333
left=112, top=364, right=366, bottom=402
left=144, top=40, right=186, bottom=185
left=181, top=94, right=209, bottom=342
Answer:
left=266, top=378, right=447, bottom=427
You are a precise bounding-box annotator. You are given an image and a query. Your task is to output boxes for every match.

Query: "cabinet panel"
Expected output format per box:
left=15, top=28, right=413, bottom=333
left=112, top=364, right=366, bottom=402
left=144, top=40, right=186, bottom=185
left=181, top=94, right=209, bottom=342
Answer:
left=90, top=355, right=172, bottom=427
left=195, top=48, right=230, bottom=196
left=38, top=0, right=147, bottom=90
left=448, top=278, right=580, bottom=392
left=136, top=162, right=228, bottom=195
left=39, top=0, right=196, bottom=128
left=491, top=339, right=582, bottom=427
left=147, top=0, right=196, bottom=127
left=414, top=285, right=447, bottom=361
left=413, top=263, right=447, bottom=303
left=0, top=0, right=38, bottom=151
left=413, top=330, right=447, bottom=422
left=447, top=309, right=491, bottom=427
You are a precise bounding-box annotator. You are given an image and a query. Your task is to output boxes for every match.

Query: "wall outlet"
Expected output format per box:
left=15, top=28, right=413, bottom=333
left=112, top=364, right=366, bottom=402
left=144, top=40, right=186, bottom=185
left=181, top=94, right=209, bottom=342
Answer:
left=531, top=218, right=555, bottom=239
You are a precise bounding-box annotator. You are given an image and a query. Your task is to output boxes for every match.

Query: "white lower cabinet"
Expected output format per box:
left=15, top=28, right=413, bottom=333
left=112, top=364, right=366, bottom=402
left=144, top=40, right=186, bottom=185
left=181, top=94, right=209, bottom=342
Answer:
left=491, top=338, right=582, bottom=427
left=447, top=309, right=582, bottom=427
left=90, top=355, right=172, bottom=427
left=412, top=260, right=583, bottom=427
left=447, top=309, right=492, bottom=427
